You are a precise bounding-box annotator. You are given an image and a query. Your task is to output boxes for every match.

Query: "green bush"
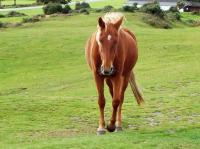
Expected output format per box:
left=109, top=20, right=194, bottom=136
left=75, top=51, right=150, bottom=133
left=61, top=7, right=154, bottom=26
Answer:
left=80, top=2, right=90, bottom=9
left=173, top=12, right=181, bottom=21
left=12, top=22, right=23, bottom=27
left=142, top=14, right=172, bottom=29
left=6, top=11, right=27, bottom=17
left=103, top=5, right=114, bottom=12
left=22, top=16, right=40, bottom=23
left=95, top=8, right=103, bottom=13
left=177, top=0, right=186, bottom=9
left=169, top=6, right=179, bottom=13
left=123, top=3, right=138, bottom=12
left=123, top=5, right=135, bottom=12
left=75, top=2, right=90, bottom=10
left=140, top=2, right=165, bottom=18
left=192, top=11, right=200, bottom=15
left=184, top=19, right=200, bottom=27
left=0, top=22, right=7, bottom=28
left=167, top=12, right=181, bottom=21
left=133, top=2, right=138, bottom=8
left=0, top=14, right=5, bottom=18
left=43, top=3, right=63, bottom=15
left=37, top=0, right=71, bottom=4
left=0, top=22, right=4, bottom=28
left=62, top=5, right=72, bottom=14
left=79, top=8, right=90, bottom=15
left=94, top=5, right=114, bottom=13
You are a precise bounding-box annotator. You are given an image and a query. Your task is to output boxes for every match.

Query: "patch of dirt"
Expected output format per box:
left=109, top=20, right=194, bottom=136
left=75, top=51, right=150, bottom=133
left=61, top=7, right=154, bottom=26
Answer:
left=0, top=87, right=27, bottom=96
left=48, top=130, right=77, bottom=137
left=145, top=117, right=160, bottom=126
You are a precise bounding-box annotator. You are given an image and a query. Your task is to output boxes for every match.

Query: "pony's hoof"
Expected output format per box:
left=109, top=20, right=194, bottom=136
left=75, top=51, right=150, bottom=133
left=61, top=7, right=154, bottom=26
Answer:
left=107, top=124, right=116, bottom=132
left=97, top=128, right=106, bottom=135
left=115, top=126, right=123, bottom=132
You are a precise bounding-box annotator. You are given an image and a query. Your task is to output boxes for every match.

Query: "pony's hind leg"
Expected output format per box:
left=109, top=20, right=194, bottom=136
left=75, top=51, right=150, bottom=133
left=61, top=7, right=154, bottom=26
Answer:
left=94, top=74, right=106, bottom=135
left=107, top=76, right=123, bottom=132
left=106, top=79, right=113, bottom=97
left=116, top=74, right=130, bottom=131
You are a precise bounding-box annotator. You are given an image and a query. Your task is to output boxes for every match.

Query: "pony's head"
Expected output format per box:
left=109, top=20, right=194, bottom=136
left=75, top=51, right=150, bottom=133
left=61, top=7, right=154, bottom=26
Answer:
left=96, top=13, right=124, bottom=76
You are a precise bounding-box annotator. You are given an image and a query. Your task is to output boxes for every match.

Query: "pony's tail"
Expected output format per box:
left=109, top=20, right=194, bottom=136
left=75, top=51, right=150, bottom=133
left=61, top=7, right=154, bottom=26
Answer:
left=129, top=71, right=144, bottom=105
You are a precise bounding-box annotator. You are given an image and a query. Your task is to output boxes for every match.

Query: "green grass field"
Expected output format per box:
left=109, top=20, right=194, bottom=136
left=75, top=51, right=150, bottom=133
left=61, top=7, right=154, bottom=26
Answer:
left=0, top=0, right=125, bottom=6
left=0, top=0, right=35, bottom=5
left=0, top=7, right=200, bottom=149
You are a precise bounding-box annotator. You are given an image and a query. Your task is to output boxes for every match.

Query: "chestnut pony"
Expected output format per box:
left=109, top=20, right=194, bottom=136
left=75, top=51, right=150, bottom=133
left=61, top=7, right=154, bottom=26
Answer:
left=85, top=13, right=143, bottom=135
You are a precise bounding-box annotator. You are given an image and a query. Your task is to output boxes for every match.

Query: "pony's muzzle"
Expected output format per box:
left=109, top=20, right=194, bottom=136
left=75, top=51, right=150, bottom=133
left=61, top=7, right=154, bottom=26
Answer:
left=100, top=65, right=115, bottom=76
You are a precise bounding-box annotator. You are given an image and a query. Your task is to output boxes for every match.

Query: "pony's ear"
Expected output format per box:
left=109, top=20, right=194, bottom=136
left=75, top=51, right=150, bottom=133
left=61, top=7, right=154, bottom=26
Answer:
left=98, top=17, right=105, bottom=29
left=114, top=16, right=123, bottom=30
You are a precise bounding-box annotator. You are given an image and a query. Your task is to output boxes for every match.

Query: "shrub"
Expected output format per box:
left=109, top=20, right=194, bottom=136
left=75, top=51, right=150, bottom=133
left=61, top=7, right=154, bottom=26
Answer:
left=0, top=22, right=7, bottom=28
left=0, top=22, right=4, bottom=28
left=37, top=0, right=71, bottom=4
left=123, top=2, right=138, bottom=12
left=81, top=2, right=90, bottom=9
left=0, top=14, right=5, bottom=18
left=184, top=19, right=200, bottom=27
left=43, top=3, right=63, bottom=15
left=173, top=12, right=181, bottom=20
left=133, top=2, right=138, bottom=8
left=103, top=5, right=114, bottom=12
left=95, top=8, right=103, bottom=13
left=22, top=16, right=40, bottom=23
left=94, top=5, right=114, bottom=13
left=6, top=11, right=27, bottom=17
left=79, top=8, right=90, bottom=15
left=142, top=14, right=172, bottom=29
left=75, top=2, right=81, bottom=10
left=140, top=2, right=165, bottom=18
left=35, top=14, right=45, bottom=18
left=177, top=0, right=186, bottom=9
left=123, top=5, right=135, bottom=12
left=62, top=5, right=72, bottom=14
left=167, top=12, right=181, bottom=21
left=192, top=11, right=200, bottom=15
left=169, top=6, right=179, bottom=13
left=75, top=2, right=90, bottom=10
left=13, top=23, right=23, bottom=27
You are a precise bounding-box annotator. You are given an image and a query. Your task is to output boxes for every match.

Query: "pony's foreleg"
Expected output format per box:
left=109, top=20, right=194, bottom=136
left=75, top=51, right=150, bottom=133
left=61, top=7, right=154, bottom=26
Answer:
left=107, top=76, right=123, bottom=132
left=94, top=73, right=106, bottom=135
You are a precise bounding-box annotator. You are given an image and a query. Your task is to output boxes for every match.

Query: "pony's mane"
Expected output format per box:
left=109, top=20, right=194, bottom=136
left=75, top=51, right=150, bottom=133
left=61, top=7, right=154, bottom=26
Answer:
left=102, top=12, right=124, bottom=25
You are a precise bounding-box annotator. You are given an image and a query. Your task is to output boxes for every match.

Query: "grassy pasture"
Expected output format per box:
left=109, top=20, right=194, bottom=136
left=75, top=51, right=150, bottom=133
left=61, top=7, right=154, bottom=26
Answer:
left=0, top=0, right=35, bottom=5
left=0, top=11, right=200, bottom=149
left=0, top=0, right=125, bottom=6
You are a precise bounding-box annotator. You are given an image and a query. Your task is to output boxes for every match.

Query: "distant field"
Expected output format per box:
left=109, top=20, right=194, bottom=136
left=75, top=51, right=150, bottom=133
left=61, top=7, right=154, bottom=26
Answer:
left=0, top=0, right=125, bottom=7
left=0, top=11, right=200, bottom=149
left=89, top=0, right=126, bottom=8
left=0, top=0, right=35, bottom=5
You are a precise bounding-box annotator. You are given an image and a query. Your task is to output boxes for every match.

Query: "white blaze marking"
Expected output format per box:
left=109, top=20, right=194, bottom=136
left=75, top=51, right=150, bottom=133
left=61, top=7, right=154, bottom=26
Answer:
left=107, top=35, right=112, bottom=41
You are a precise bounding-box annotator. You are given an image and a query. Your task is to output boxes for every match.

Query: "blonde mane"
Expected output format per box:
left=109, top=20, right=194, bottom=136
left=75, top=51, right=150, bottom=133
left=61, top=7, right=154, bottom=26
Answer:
left=102, top=12, right=124, bottom=25
left=96, top=12, right=124, bottom=44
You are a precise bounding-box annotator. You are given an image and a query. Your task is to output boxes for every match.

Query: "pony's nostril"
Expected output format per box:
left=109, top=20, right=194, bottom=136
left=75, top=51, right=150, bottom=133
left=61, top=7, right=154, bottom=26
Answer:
left=100, top=65, right=104, bottom=71
left=110, top=67, right=113, bottom=72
